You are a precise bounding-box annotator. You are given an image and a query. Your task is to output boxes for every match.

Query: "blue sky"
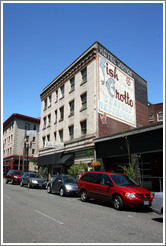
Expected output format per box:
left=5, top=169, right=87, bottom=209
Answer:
left=3, top=2, right=164, bottom=122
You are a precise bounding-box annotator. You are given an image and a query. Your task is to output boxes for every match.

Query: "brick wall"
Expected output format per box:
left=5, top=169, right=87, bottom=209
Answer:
left=99, top=100, right=149, bottom=137
left=148, top=103, right=163, bottom=124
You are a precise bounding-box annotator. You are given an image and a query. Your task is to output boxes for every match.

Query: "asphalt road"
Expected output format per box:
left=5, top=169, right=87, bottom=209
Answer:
left=3, top=180, right=163, bottom=244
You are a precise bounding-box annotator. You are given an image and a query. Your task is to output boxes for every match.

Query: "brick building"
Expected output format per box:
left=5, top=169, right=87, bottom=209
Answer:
left=38, top=41, right=155, bottom=181
left=3, top=114, right=40, bottom=175
left=148, top=102, right=163, bottom=124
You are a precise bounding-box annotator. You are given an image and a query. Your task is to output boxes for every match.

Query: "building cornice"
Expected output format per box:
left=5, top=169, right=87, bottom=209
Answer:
left=40, top=47, right=97, bottom=100
left=3, top=113, right=40, bottom=128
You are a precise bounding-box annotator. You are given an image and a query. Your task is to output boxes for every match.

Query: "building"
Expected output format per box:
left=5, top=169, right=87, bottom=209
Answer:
left=3, top=113, right=40, bottom=175
left=148, top=102, right=163, bottom=124
left=38, top=41, right=152, bottom=179
left=94, top=122, right=163, bottom=191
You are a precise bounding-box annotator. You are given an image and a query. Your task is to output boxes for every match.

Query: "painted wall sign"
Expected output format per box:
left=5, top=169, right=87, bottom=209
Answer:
left=45, top=141, right=64, bottom=149
left=98, top=55, right=136, bottom=127
left=98, top=44, right=133, bottom=77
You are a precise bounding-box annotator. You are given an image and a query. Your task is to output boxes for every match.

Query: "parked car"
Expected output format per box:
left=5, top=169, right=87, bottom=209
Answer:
left=151, top=192, right=163, bottom=215
left=78, top=171, right=154, bottom=210
left=20, top=172, right=47, bottom=189
left=47, top=174, right=78, bottom=196
left=6, top=170, right=22, bottom=184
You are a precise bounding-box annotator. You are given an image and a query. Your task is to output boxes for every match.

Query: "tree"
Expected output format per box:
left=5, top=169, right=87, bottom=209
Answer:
left=67, top=162, right=88, bottom=178
left=119, top=129, right=140, bottom=181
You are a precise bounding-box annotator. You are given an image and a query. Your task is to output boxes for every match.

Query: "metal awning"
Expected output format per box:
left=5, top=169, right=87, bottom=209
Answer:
left=37, top=152, right=63, bottom=166
left=57, top=154, right=74, bottom=165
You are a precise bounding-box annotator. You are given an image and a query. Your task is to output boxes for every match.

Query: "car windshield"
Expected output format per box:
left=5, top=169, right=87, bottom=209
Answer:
left=29, top=173, right=44, bottom=178
left=62, top=176, right=76, bottom=184
left=14, top=171, right=22, bottom=175
left=110, top=174, right=139, bottom=187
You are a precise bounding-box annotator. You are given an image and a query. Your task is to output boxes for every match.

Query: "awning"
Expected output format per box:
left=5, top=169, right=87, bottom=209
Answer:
left=57, top=154, right=74, bottom=165
left=37, top=152, right=63, bottom=166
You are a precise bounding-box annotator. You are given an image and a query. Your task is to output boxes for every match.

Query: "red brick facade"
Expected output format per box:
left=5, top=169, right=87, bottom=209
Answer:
left=148, top=103, right=163, bottom=124
left=99, top=100, right=149, bottom=137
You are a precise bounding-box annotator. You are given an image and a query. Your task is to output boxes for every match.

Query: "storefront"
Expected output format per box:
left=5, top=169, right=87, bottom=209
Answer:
left=94, top=122, right=163, bottom=191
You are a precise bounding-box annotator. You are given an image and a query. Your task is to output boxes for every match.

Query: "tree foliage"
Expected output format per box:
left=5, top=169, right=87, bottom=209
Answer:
left=67, top=162, right=88, bottom=178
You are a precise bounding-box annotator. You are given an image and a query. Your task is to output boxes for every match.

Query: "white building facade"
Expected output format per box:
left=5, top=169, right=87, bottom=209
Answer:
left=38, top=42, right=149, bottom=176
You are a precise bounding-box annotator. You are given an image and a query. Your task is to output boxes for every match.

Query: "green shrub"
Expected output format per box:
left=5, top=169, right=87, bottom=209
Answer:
left=119, top=162, right=136, bottom=181
left=67, top=162, right=88, bottom=177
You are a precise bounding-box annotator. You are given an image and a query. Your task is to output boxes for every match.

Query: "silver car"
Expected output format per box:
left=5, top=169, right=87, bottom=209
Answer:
left=20, top=172, right=47, bottom=189
left=151, top=192, right=163, bottom=215
left=47, top=174, right=78, bottom=196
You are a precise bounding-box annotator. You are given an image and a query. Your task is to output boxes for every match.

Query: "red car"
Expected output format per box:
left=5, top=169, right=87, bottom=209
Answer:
left=6, top=170, right=22, bottom=184
left=78, top=171, right=154, bottom=210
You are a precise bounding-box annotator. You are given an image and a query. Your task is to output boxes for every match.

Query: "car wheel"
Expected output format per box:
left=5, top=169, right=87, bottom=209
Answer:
left=6, top=179, right=8, bottom=184
left=113, top=195, right=123, bottom=210
left=47, top=185, right=51, bottom=193
left=59, top=187, right=65, bottom=197
left=27, top=182, right=31, bottom=189
left=20, top=181, right=23, bottom=187
left=80, top=190, right=88, bottom=202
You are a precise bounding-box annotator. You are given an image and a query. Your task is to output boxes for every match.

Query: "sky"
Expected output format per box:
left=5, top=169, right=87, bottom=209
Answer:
left=2, top=1, right=164, bottom=122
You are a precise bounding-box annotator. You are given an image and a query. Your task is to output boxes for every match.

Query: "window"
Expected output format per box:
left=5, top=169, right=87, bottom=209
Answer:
left=81, top=67, right=87, bottom=84
left=70, top=77, right=75, bottom=92
left=33, top=125, right=36, bottom=130
left=54, top=110, right=57, bottom=124
left=69, top=100, right=74, bottom=117
left=48, top=114, right=51, bottom=127
left=59, top=106, right=64, bottom=121
left=149, top=113, right=153, bottom=123
left=157, top=112, right=163, bottom=122
left=32, top=149, right=35, bottom=155
left=80, top=173, right=101, bottom=184
left=100, top=174, right=113, bottom=186
left=25, top=123, right=30, bottom=130
left=80, top=92, right=87, bottom=111
left=60, top=85, right=65, bottom=99
left=43, top=117, right=46, bottom=129
left=59, top=129, right=63, bottom=142
left=69, top=125, right=74, bottom=140
left=55, top=90, right=58, bottom=102
left=80, top=120, right=87, bottom=136
left=48, top=95, right=52, bottom=107
left=54, top=132, right=57, bottom=141
left=47, top=134, right=50, bottom=142
left=42, top=137, right=45, bottom=148
left=44, top=98, right=47, bottom=110
left=33, top=137, right=35, bottom=143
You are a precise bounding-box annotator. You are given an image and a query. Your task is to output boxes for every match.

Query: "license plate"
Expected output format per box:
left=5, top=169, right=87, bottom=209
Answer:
left=144, top=201, right=149, bottom=205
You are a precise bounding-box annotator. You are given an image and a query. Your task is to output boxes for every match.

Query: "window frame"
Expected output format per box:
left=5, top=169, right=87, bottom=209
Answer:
left=69, top=125, right=74, bottom=140
left=59, top=106, right=64, bottom=122
left=69, top=100, right=74, bottom=117
left=80, top=92, right=87, bottom=111
left=81, top=67, right=87, bottom=84
left=70, top=77, right=75, bottom=92
left=60, top=85, right=65, bottom=99
left=80, top=119, right=87, bottom=136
